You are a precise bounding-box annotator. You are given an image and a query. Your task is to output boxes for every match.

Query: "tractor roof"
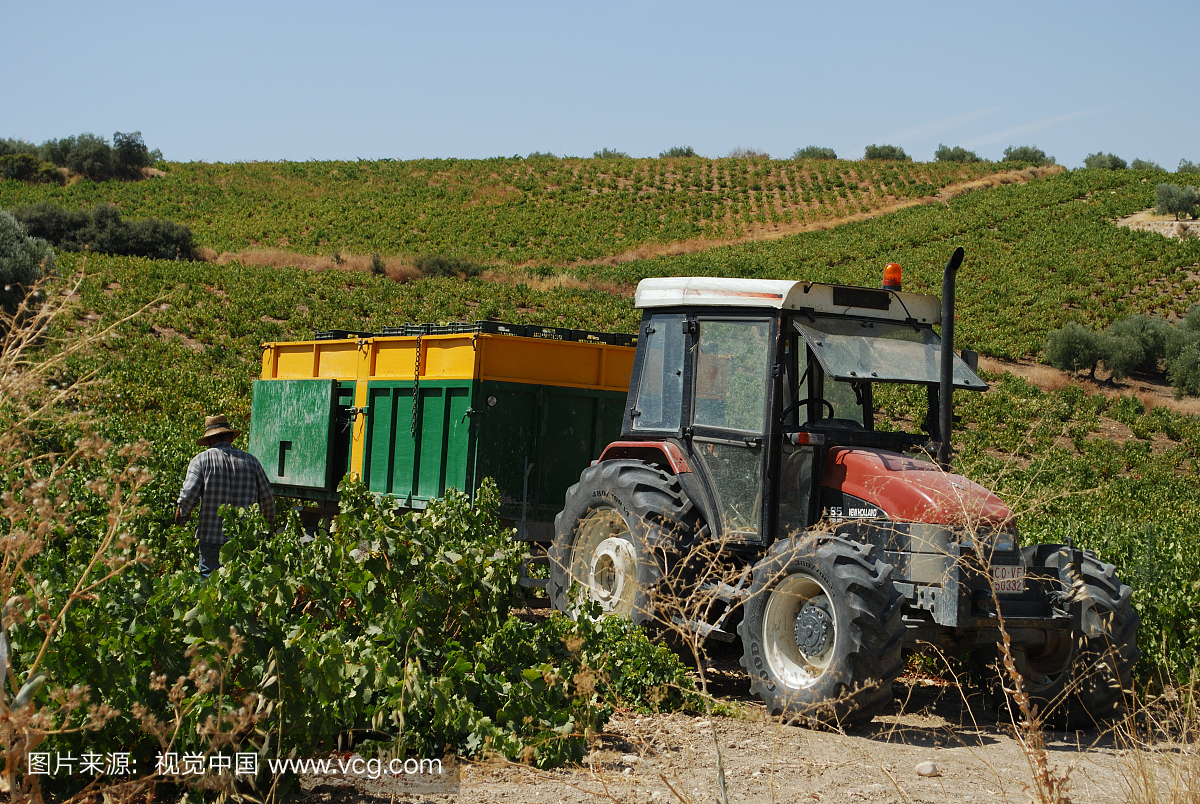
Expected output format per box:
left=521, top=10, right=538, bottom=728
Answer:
left=634, top=277, right=942, bottom=325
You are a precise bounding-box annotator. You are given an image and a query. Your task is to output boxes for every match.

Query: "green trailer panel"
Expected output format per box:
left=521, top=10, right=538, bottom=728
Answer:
left=362, top=380, right=474, bottom=505
left=473, top=381, right=628, bottom=526
left=249, top=379, right=338, bottom=489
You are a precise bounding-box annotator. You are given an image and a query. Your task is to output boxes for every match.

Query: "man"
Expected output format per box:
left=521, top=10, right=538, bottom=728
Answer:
left=176, top=414, right=276, bottom=579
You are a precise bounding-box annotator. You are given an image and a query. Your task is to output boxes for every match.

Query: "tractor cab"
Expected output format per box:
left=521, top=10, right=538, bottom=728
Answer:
left=606, top=270, right=989, bottom=547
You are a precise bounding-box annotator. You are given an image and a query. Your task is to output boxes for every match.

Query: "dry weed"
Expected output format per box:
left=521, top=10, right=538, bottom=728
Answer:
left=210, top=248, right=422, bottom=281
left=478, top=268, right=631, bottom=297
left=1118, top=677, right=1200, bottom=804
left=0, top=279, right=268, bottom=803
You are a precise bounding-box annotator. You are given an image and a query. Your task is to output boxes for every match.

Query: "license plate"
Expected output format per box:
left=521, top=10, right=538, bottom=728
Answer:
left=992, top=565, right=1025, bottom=593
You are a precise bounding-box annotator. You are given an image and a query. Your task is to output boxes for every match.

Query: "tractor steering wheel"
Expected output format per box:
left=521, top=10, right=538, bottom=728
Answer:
left=780, top=397, right=835, bottom=426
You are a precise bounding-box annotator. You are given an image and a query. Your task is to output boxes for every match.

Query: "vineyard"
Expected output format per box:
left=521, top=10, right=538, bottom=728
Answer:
left=570, top=168, right=1200, bottom=358
left=0, top=157, right=1001, bottom=263
left=4, top=159, right=1200, bottom=798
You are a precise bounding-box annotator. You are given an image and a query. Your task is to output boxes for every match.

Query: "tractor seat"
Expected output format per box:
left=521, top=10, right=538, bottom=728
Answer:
left=815, top=418, right=866, bottom=430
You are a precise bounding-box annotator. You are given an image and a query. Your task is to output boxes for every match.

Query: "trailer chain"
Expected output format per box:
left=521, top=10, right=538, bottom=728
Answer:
left=410, top=333, right=421, bottom=439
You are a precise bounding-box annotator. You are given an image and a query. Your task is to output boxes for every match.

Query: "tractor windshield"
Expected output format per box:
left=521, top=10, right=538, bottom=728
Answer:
left=793, top=317, right=986, bottom=390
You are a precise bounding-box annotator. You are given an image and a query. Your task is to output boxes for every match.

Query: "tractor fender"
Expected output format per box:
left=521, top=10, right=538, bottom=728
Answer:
left=596, top=440, right=692, bottom=474
left=595, top=440, right=723, bottom=542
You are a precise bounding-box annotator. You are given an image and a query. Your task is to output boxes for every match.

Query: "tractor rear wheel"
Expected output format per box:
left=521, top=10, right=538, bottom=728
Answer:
left=989, top=546, right=1139, bottom=728
left=738, top=535, right=904, bottom=727
left=550, top=460, right=700, bottom=625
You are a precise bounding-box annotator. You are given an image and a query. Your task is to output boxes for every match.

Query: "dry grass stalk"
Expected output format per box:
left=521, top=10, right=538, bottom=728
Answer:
left=1117, top=677, right=1200, bottom=804
left=0, top=278, right=155, bottom=802
left=0, top=278, right=269, bottom=803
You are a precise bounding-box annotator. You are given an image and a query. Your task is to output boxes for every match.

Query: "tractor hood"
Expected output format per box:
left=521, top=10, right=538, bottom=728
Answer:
left=821, top=447, right=1014, bottom=527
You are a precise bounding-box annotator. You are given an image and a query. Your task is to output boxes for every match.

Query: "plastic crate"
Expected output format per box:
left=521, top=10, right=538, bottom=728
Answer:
left=475, top=320, right=526, bottom=337
left=314, top=329, right=373, bottom=341
left=572, top=330, right=608, bottom=344
left=609, top=332, right=638, bottom=348
left=380, top=324, right=433, bottom=337
left=525, top=325, right=573, bottom=341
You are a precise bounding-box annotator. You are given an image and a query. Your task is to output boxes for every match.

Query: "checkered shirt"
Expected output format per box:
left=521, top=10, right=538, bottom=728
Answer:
left=177, top=442, right=276, bottom=545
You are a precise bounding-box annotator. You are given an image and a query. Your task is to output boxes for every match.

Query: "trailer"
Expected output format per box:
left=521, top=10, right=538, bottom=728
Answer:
left=249, top=323, right=636, bottom=540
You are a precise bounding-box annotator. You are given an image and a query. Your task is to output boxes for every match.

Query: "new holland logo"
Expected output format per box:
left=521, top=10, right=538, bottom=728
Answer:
left=848, top=507, right=880, bottom=518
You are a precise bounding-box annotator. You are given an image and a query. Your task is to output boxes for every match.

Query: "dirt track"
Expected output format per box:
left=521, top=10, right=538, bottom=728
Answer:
left=300, top=654, right=1146, bottom=804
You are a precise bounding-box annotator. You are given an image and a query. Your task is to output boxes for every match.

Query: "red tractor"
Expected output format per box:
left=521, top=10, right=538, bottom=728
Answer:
left=549, top=250, right=1138, bottom=726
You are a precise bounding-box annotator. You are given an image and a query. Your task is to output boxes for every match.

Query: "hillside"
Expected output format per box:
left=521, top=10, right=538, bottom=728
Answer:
left=2, top=162, right=1200, bottom=800
left=23, top=162, right=1193, bottom=678
left=0, top=157, right=1004, bottom=263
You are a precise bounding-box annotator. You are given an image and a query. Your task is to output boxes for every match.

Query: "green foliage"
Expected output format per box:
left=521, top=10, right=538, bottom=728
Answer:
left=412, top=253, right=482, bottom=278
left=1084, top=152, right=1128, bottom=170
left=572, top=168, right=1200, bottom=361
left=1107, top=314, right=1171, bottom=376
left=592, top=148, right=629, bottom=159
left=659, top=146, right=697, bottom=158
left=1101, top=330, right=1145, bottom=380
left=66, top=133, right=115, bottom=181
left=1130, top=158, right=1163, bottom=171
left=0, top=209, right=53, bottom=291
left=1177, top=159, right=1200, bottom=175
left=934, top=144, right=983, bottom=163
left=526, top=151, right=559, bottom=160
left=10, top=202, right=194, bottom=260
left=792, top=146, right=837, bottom=160
left=1156, top=183, right=1199, bottom=220
left=1002, top=145, right=1055, bottom=166
left=726, top=147, right=769, bottom=159
left=15, top=475, right=698, bottom=795
left=0, top=153, right=64, bottom=185
left=1048, top=311, right=1200, bottom=395
left=112, top=131, right=153, bottom=177
left=862, top=144, right=909, bottom=161
left=370, top=252, right=384, bottom=275
left=0, top=138, right=37, bottom=156
left=1166, top=337, right=1200, bottom=398
left=4, top=131, right=166, bottom=182
left=1, top=154, right=38, bottom=182
left=37, top=137, right=75, bottom=166
left=1045, top=322, right=1104, bottom=377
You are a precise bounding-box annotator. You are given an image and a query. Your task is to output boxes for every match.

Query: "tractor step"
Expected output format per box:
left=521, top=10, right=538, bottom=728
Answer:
left=671, top=616, right=738, bottom=643
left=520, top=550, right=549, bottom=589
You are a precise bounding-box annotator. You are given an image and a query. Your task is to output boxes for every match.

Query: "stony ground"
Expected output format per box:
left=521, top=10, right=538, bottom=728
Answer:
left=296, top=645, right=1166, bottom=804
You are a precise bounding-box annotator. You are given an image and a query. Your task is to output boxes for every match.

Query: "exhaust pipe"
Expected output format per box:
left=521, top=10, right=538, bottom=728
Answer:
left=938, top=247, right=965, bottom=471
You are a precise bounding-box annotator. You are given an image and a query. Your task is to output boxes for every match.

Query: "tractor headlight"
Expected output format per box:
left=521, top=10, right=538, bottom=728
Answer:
left=959, top=530, right=1017, bottom=553
left=992, top=531, right=1017, bottom=553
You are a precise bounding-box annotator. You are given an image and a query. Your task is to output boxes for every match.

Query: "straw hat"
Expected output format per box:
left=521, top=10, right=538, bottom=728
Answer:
left=197, top=414, right=242, bottom=445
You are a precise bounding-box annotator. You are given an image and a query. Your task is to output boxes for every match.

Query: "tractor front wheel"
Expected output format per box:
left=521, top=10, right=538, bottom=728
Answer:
left=550, top=460, right=699, bottom=625
left=988, top=546, right=1139, bottom=728
left=738, top=535, right=904, bottom=727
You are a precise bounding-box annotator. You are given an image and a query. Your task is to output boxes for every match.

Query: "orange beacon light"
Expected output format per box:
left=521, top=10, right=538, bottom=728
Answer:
left=882, top=262, right=902, bottom=291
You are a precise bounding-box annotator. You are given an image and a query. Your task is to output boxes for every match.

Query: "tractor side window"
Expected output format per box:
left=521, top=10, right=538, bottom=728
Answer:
left=823, top=379, right=861, bottom=423
left=693, top=319, right=771, bottom=433
left=632, top=313, right=686, bottom=431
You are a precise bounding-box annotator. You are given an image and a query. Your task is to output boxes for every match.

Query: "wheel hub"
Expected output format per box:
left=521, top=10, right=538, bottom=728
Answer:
left=588, top=536, right=637, bottom=614
left=762, top=575, right=837, bottom=689
left=794, top=601, right=833, bottom=660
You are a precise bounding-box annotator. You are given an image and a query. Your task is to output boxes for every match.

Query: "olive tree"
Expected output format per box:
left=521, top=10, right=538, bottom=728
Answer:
left=0, top=210, right=54, bottom=308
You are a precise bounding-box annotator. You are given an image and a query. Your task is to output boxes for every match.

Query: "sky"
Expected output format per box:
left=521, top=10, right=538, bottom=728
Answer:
left=3, top=0, right=1197, bottom=168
